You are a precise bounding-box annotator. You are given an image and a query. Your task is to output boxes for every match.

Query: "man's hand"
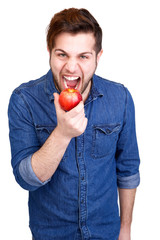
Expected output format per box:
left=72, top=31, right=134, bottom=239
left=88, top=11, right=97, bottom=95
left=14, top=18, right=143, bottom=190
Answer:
left=54, top=92, right=88, bottom=139
left=118, top=226, right=131, bottom=240
left=31, top=92, right=88, bottom=183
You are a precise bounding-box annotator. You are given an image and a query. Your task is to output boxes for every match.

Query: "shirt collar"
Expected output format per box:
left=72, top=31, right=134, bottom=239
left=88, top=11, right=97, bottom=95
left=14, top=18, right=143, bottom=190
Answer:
left=44, top=69, right=59, bottom=102
left=85, top=74, right=103, bottom=106
left=45, top=69, right=103, bottom=103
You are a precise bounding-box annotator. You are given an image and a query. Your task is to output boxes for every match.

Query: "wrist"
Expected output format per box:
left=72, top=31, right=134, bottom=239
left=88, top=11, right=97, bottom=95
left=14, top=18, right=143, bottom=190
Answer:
left=119, top=225, right=131, bottom=240
left=53, top=126, right=72, bottom=144
left=120, top=223, right=131, bottom=234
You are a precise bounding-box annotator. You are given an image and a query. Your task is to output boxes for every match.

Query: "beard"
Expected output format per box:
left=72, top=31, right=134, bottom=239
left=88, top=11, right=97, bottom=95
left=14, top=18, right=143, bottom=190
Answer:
left=51, top=68, right=95, bottom=97
left=49, top=58, right=98, bottom=100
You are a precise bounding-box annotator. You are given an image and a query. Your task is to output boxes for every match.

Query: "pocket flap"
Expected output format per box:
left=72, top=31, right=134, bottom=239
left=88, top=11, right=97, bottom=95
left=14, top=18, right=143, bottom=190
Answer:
left=94, top=124, right=121, bottom=135
left=35, top=125, right=56, bottom=145
left=92, top=123, right=121, bottom=158
left=36, top=125, right=55, bottom=134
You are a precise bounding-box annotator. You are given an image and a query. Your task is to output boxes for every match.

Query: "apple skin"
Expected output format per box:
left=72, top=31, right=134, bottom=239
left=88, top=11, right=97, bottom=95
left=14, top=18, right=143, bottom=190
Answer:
left=59, top=88, right=82, bottom=111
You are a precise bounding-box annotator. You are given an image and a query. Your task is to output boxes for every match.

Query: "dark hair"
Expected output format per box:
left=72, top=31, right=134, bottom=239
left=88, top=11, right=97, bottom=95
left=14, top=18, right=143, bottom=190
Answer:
left=47, top=8, right=102, bottom=54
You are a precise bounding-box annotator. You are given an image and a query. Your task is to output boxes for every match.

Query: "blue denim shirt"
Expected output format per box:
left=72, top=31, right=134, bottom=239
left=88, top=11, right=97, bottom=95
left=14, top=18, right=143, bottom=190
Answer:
left=8, top=70, right=140, bottom=240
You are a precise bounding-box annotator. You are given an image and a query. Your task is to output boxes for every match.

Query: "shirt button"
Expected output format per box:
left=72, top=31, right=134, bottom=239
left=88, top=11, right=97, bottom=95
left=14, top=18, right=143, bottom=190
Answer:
left=78, top=152, right=82, bottom=157
left=81, top=176, right=84, bottom=181
left=81, top=199, right=84, bottom=204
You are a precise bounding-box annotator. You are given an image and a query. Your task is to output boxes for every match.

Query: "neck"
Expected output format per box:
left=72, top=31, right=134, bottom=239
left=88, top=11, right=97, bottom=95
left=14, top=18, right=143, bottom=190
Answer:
left=82, top=80, right=92, bottom=102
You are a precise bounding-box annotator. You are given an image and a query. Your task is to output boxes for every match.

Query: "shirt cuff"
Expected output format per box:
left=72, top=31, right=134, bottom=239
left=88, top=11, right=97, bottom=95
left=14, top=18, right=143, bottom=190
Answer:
left=19, top=154, right=51, bottom=187
left=117, top=172, right=140, bottom=189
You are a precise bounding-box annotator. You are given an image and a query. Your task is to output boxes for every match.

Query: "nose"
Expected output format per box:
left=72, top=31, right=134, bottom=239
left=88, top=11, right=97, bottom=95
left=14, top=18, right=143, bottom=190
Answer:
left=65, top=58, right=79, bottom=73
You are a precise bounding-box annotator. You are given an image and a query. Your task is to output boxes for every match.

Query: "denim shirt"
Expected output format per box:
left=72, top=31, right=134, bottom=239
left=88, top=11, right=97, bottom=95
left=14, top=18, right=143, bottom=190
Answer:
left=8, top=70, right=140, bottom=240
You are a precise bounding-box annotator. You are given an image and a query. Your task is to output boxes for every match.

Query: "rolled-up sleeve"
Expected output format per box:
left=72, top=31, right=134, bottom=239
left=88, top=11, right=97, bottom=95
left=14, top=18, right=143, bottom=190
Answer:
left=8, top=90, right=50, bottom=191
left=116, top=88, right=140, bottom=189
left=117, top=172, right=140, bottom=189
left=19, top=154, right=51, bottom=187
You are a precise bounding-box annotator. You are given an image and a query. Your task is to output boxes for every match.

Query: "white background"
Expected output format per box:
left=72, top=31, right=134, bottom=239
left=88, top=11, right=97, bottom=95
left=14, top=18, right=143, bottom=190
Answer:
left=1, top=0, right=160, bottom=239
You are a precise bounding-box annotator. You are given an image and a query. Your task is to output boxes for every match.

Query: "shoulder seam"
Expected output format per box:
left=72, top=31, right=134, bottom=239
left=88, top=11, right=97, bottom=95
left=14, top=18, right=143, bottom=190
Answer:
left=12, top=90, right=33, bottom=123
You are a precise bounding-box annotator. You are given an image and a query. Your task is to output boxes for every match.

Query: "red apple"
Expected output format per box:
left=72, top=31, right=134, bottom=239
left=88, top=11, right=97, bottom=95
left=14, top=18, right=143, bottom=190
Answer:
left=59, top=88, right=82, bottom=111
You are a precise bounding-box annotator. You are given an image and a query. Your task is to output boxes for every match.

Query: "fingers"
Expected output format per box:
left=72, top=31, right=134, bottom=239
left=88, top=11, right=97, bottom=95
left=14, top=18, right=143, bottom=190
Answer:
left=53, top=92, right=88, bottom=138
left=65, top=105, right=88, bottom=136
left=75, top=116, right=88, bottom=135
left=66, top=101, right=85, bottom=117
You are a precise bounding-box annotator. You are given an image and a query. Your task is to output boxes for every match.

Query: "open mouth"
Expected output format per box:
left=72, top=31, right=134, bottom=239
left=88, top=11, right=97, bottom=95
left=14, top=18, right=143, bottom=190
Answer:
left=63, top=76, right=80, bottom=89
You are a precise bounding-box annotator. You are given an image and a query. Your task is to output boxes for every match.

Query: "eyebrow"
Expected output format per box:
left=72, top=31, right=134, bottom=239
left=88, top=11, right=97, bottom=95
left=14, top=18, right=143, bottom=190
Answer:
left=54, top=49, right=93, bottom=55
left=54, top=49, right=66, bottom=53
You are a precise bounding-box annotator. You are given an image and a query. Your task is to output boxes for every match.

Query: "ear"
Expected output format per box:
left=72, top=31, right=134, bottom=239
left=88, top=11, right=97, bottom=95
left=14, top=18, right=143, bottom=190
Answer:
left=97, top=49, right=103, bottom=64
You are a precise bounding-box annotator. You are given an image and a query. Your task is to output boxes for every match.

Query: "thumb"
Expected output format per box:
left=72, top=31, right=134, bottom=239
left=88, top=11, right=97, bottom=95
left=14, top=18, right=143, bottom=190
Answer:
left=53, top=92, right=63, bottom=113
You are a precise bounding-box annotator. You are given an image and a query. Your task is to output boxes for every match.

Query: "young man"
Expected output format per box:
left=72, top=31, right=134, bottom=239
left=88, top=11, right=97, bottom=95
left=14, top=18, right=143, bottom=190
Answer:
left=8, top=8, right=140, bottom=240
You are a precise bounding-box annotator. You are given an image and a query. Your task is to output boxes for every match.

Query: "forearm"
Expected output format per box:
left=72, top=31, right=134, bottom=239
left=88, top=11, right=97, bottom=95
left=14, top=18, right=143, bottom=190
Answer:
left=26, top=93, right=87, bottom=184
left=32, top=126, right=71, bottom=182
left=118, top=188, right=136, bottom=239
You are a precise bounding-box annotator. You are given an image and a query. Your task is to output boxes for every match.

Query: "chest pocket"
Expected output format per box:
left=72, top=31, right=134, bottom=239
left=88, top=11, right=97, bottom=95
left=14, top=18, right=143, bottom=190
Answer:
left=92, top=124, right=121, bottom=159
left=35, top=125, right=68, bottom=161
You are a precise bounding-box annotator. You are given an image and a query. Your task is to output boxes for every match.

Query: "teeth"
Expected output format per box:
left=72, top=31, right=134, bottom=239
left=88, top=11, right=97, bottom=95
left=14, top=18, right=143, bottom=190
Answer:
left=64, top=76, right=79, bottom=81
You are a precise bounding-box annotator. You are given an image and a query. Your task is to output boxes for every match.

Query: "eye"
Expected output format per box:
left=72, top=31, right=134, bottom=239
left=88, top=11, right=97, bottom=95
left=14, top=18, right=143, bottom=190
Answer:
left=58, top=53, right=66, bottom=58
left=80, top=55, right=88, bottom=59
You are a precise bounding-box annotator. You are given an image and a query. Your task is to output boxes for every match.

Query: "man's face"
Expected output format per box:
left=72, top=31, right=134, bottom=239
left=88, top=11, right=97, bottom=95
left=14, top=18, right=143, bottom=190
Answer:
left=49, top=32, right=102, bottom=101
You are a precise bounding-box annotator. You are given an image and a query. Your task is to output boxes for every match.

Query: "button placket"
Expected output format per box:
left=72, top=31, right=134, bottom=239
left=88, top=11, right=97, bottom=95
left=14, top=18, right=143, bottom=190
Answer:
left=76, top=134, right=90, bottom=239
